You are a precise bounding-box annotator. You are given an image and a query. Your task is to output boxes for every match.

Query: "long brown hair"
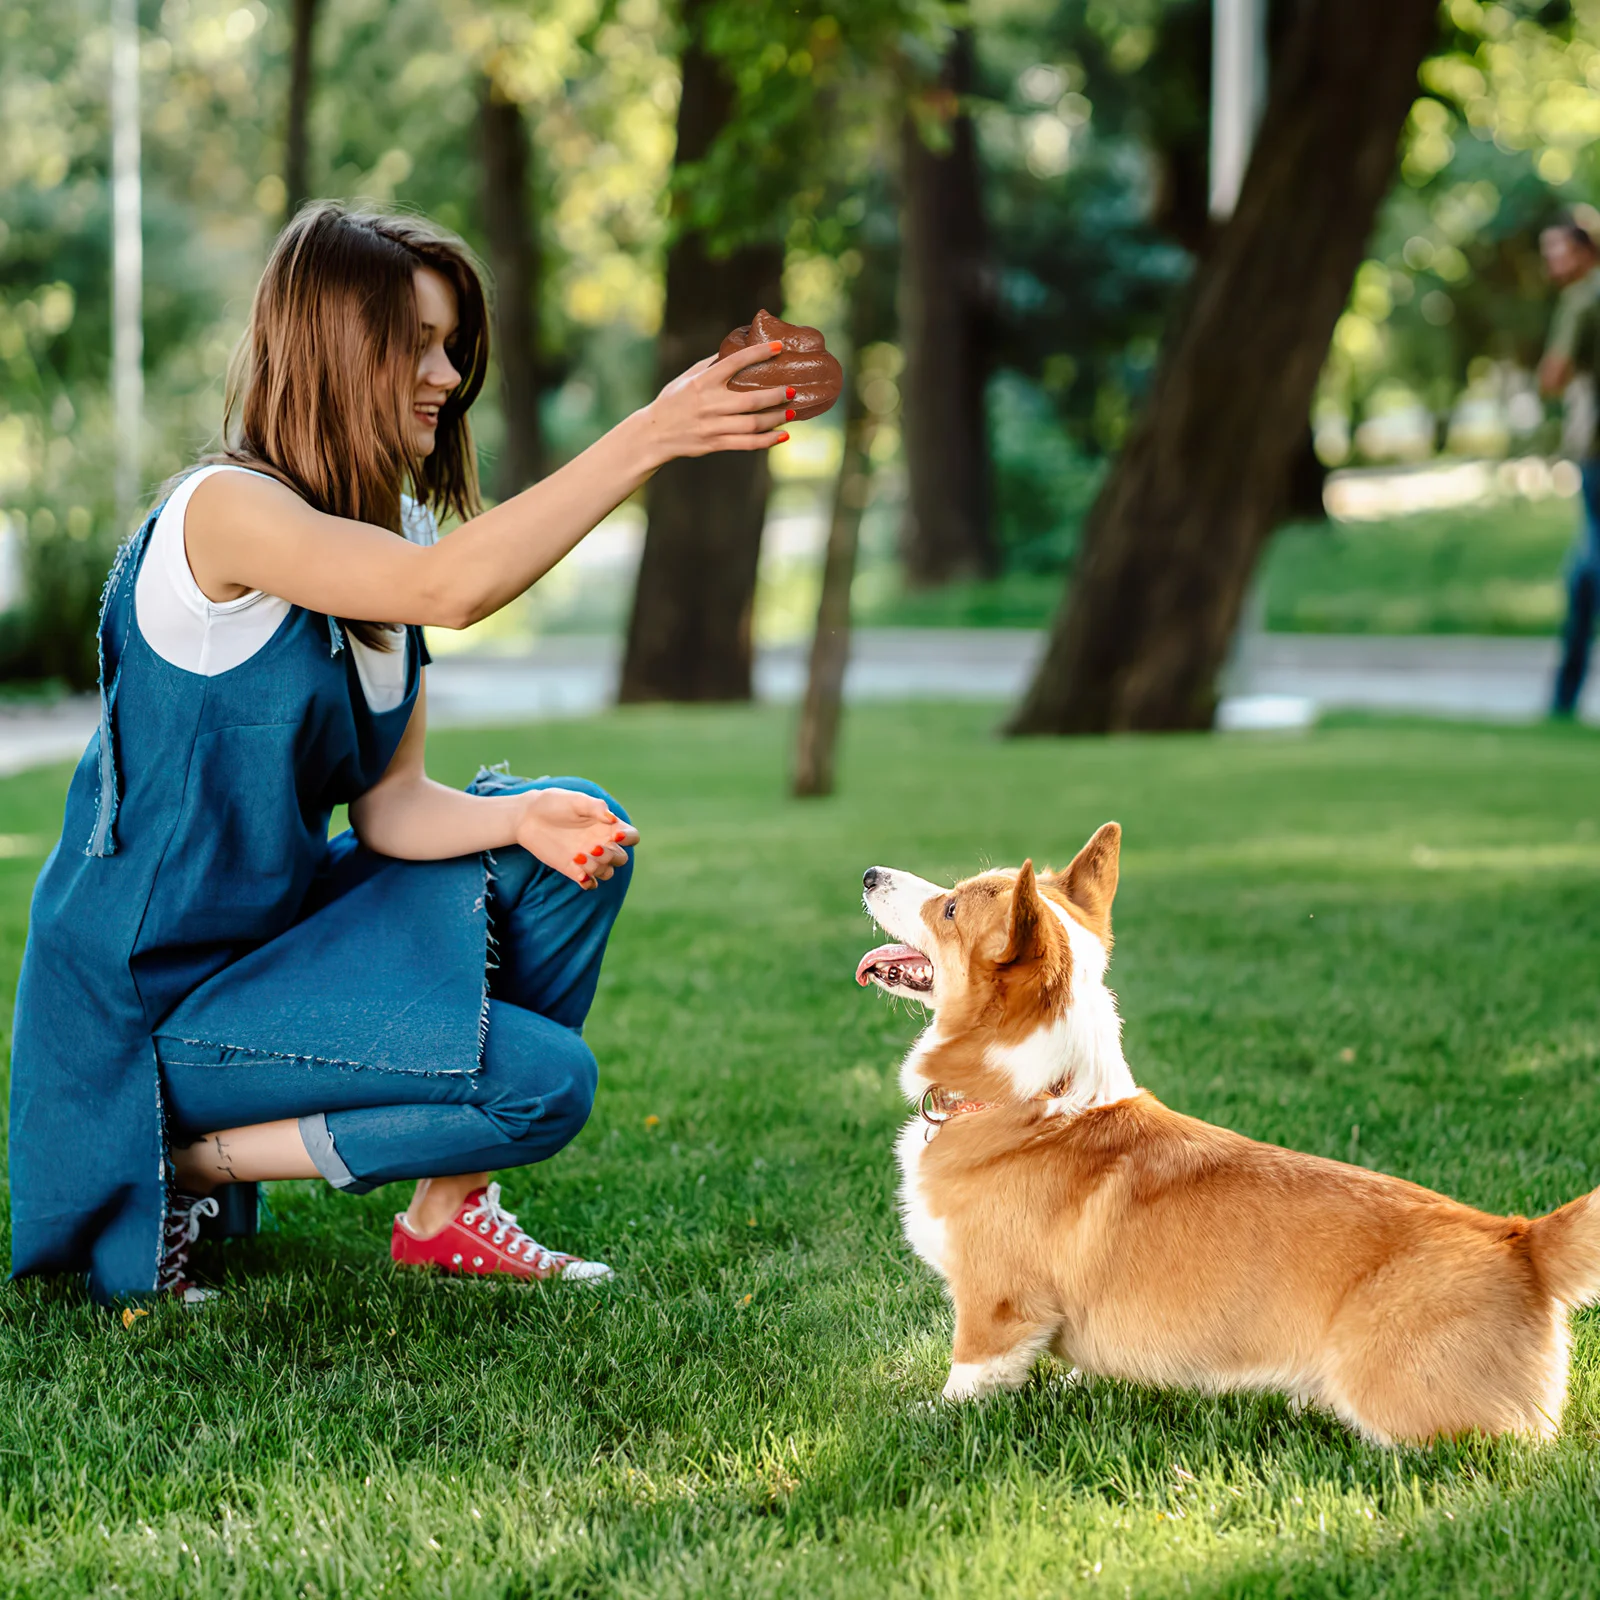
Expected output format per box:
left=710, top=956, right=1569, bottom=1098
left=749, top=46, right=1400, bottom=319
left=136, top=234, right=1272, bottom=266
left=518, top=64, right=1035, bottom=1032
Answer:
left=215, top=203, right=490, bottom=647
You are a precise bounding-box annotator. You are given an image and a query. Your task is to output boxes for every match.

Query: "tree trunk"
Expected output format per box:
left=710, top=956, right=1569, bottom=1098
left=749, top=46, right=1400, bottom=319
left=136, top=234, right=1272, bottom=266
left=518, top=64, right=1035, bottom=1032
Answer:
left=284, top=0, right=320, bottom=220
left=791, top=245, right=896, bottom=797
left=1007, top=0, right=1437, bottom=735
left=618, top=4, right=783, bottom=703
left=897, top=30, right=997, bottom=587
left=480, top=82, right=545, bottom=496
left=1281, top=426, right=1329, bottom=523
left=791, top=409, right=872, bottom=796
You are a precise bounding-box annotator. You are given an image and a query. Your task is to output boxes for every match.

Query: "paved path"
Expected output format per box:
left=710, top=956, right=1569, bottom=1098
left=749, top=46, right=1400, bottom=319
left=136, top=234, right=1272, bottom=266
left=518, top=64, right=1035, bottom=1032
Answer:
left=1223, top=633, right=1581, bottom=725
left=1, top=630, right=1587, bottom=779
left=423, top=630, right=1591, bottom=730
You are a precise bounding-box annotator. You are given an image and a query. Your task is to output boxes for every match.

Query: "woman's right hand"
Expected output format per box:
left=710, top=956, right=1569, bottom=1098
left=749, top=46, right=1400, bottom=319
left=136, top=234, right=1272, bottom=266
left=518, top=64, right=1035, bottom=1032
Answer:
left=636, top=339, right=794, bottom=465
left=515, top=787, right=639, bottom=890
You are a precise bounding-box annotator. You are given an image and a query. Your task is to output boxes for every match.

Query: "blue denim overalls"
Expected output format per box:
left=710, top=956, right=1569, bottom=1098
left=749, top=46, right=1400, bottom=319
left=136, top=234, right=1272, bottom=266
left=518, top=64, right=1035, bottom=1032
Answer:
left=7, top=505, right=493, bottom=1302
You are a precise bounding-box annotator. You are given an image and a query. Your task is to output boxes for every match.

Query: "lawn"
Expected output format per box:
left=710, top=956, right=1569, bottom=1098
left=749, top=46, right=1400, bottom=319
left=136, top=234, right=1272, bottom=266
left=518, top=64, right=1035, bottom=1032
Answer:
left=855, top=496, right=1580, bottom=636
left=3, top=704, right=1600, bottom=1598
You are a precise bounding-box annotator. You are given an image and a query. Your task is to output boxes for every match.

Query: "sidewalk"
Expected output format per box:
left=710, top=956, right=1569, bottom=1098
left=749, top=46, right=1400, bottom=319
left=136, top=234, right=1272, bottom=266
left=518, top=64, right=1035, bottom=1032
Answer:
left=2, top=630, right=1588, bottom=780
left=425, top=629, right=1593, bottom=730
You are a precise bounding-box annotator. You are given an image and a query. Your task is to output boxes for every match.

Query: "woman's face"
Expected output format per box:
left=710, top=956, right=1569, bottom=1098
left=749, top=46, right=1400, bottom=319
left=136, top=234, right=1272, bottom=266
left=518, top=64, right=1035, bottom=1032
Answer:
left=411, top=266, right=462, bottom=457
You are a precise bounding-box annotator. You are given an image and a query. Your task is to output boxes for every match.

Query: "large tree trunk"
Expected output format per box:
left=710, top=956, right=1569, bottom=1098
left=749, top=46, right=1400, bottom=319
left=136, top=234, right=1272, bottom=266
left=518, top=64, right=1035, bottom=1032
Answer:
left=284, top=0, right=320, bottom=220
left=618, top=5, right=783, bottom=703
left=897, top=30, right=997, bottom=587
left=1007, top=0, right=1436, bottom=734
left=479, top=82, right=545, bottom=496
left=1281, top=427, right=1329, bottom=523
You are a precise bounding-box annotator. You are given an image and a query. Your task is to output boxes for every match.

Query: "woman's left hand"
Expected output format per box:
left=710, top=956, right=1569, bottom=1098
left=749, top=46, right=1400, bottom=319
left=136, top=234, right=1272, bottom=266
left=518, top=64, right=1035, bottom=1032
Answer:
left=516, top=788, right=638, bottom=889
left=637, top=340, right=793, bottom=465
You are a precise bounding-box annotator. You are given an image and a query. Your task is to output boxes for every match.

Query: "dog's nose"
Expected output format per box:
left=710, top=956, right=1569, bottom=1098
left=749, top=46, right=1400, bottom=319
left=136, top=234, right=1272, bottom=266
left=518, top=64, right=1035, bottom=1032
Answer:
left=863, top=867, right=885, bottom=891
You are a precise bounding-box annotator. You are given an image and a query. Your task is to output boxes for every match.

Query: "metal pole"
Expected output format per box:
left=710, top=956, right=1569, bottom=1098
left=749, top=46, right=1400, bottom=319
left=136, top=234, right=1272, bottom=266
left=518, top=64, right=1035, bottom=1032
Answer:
left=1209, top=0, right=1267, bottom=219
left=110, top=0, right=144, bottom=521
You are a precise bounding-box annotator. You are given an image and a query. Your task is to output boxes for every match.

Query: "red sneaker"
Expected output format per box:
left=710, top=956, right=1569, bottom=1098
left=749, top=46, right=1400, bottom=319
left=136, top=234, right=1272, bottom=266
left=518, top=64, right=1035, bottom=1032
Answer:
left=391, top=1183, right=613, bottom=1283
left=157, top=1191, right=221, bottom=1305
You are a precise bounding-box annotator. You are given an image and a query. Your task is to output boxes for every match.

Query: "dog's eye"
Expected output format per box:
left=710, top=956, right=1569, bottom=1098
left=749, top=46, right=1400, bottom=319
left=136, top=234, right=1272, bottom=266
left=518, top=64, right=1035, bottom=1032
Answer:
left=944, top=898, right=957, bottom=919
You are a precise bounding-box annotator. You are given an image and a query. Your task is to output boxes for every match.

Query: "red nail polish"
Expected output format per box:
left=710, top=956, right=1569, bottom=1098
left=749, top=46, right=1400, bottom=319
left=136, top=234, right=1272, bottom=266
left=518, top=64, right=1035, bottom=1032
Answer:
left=580, top=874, right=591, bottom=886
left=785, top=386, right=796, bottom=400
left=785, top=408, right=796, bottom=421
left=768, top=340, right=783, bottom=353
left=590, top=845, right=604, bottom=857
left=777, top=431, right=790, bottom=442
left=573, top=854, right=588, bottom=865
left=614, top=832, right=628, bottom=843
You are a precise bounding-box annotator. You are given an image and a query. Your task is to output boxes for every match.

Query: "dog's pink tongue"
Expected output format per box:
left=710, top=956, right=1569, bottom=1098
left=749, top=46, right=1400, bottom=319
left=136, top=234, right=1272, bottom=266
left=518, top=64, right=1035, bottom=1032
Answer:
left=856, top=943, right=925, bottom=986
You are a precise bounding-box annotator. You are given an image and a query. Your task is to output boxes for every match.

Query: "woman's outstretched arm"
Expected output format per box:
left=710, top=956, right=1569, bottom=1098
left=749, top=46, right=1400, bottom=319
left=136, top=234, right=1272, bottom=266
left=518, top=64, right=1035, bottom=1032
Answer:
left=184, top=341, right=790, bottom=629
left=348, top=676, right=635, bottom=885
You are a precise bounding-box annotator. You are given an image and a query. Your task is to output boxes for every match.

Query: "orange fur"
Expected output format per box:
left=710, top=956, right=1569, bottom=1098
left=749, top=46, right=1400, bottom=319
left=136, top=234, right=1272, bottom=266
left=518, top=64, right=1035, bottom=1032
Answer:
left=860, top=825, right=1600, bottom=1445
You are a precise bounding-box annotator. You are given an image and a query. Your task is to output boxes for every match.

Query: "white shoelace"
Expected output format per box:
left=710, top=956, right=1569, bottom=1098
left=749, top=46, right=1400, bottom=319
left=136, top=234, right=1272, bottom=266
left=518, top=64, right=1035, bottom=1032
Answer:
left=156, top=1192, right=219, bottom=1294
left=461, top=1182, right=565, bottom=1271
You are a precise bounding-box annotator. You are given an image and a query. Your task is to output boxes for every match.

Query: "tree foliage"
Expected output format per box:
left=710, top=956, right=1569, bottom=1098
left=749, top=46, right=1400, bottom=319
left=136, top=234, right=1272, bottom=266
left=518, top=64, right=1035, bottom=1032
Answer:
left=5, top=0, right=1600, bottom=690
left=1319, top=0, right=1600, bottom=457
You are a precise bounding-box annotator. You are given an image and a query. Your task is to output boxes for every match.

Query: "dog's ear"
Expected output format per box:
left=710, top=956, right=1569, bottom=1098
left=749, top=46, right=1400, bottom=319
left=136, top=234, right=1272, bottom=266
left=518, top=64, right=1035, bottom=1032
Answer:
left=1002, top=859, right=1050, bottom=964
left=1057, top=823, right=1121, bottom=941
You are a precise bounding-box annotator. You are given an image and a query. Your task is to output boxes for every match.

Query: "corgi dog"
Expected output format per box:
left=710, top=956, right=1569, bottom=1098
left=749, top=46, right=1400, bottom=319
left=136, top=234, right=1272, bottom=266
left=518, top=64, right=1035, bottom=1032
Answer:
left=856, top=824, right=1600, bottom=1445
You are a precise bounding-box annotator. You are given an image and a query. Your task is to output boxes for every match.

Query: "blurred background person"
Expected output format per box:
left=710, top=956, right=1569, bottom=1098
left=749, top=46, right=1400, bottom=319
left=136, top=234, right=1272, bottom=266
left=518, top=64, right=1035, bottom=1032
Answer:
left=1539, top=210, right=1600, bottom=717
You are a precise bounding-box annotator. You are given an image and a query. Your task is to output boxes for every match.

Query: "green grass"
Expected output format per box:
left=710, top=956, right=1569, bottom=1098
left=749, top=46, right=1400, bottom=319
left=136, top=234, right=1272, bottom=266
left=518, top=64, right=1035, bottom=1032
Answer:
left=1262, top=500, right=1577, bottom=636
left=856, top=497, right=1581, bottom=636
left=853, top=569, right=1069, bottom=630
left=3, top=705, right=1600, bottom=1597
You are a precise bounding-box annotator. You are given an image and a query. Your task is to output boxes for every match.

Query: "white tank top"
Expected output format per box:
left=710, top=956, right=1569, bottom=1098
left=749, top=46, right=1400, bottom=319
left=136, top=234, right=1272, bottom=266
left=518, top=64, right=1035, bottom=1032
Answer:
left=134, top=464, right=438, bottom=712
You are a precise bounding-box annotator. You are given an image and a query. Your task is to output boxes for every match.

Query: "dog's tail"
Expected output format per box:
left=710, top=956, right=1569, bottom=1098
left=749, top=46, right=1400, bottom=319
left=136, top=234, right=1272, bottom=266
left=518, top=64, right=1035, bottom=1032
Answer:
left=1529, top=1188, right=1600, bottom=1306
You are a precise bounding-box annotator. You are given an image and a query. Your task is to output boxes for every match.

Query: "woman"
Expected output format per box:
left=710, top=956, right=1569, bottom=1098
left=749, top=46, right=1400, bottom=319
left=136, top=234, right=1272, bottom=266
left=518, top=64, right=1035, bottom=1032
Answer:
left=7, top=203, right=794, bottom=1303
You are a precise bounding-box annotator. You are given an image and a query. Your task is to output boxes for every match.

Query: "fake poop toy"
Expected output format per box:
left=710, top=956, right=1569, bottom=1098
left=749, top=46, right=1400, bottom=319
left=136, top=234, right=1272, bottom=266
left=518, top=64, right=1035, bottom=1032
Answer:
left=716, top=309, right=844, bottom=421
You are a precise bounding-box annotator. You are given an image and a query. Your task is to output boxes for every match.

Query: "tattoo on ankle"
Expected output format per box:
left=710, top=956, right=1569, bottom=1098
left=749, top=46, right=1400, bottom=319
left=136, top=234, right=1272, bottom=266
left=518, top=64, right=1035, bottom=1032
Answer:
left=212, top=1136, right=238, bottom=1182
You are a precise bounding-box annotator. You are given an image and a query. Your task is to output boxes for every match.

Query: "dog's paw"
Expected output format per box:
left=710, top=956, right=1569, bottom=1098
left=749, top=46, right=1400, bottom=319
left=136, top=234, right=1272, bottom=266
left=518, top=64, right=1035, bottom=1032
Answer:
left=941, top=1363, right=988, bottom=1402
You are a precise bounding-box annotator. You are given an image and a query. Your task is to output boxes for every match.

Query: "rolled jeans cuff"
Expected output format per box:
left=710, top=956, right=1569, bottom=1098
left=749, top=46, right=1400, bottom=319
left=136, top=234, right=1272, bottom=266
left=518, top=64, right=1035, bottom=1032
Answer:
left=298, top=1112, right=375, bottom=1195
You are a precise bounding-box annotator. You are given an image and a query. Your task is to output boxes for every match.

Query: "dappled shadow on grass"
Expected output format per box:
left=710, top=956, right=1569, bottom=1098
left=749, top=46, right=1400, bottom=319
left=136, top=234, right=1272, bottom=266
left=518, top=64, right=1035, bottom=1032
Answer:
left=1171, top=1449, right=1600, bottom=1600
left=359, top=1333, right=1600, bottom=1598
left=5, top=1170, right=1597, bottom=1597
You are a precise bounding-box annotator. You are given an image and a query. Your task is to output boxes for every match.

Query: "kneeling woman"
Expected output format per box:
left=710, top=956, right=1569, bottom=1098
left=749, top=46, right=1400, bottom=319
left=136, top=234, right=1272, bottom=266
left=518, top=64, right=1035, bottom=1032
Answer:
left=8, top=204, right=791, bottom=1303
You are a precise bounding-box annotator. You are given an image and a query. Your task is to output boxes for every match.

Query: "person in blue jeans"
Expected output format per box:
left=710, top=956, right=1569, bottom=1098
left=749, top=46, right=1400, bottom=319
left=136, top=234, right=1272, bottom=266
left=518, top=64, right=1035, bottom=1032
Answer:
left=7, top=203, right=795, bottom=1304
left=1552, top=461, right=1600, bottom=717
left=1540, top=213, right=1600, bottom=716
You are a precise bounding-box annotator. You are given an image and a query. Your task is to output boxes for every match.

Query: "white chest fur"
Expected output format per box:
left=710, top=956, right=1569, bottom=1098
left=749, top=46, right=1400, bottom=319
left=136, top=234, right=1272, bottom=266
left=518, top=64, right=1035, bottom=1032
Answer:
left=894, top=1025, right=949, bottom=1275
left=895, top=1115, right=949, bottom=1278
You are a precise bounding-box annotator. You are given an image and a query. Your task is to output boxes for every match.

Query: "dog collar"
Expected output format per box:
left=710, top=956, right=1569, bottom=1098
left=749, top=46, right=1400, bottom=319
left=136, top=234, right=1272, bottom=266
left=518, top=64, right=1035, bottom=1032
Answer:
left=918, top=1082, right=1064, bottom=1141
left=919, top=1085, right=993, bottom=1130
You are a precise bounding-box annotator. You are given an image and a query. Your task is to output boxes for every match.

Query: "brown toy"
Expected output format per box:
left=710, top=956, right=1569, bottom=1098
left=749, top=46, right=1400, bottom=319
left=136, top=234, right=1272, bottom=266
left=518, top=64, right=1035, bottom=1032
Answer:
left=716, top=308, right=843, bottom=421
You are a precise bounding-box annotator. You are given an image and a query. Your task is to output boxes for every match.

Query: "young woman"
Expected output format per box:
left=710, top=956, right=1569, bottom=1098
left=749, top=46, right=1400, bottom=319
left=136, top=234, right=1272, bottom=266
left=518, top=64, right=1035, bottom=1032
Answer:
left=7, top=203, right=794, bottom=1304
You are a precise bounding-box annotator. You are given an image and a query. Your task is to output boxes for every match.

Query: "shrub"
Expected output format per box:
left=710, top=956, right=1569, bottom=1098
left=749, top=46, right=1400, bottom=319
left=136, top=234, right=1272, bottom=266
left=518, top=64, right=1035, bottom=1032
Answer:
left=988, top=371, right=1104, bottom=575
left=0, top=500, right=119, bottom=693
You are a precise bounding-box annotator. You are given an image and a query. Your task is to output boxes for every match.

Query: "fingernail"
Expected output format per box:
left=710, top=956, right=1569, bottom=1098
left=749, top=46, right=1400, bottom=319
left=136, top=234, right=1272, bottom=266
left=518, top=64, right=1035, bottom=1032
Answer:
left=573, top=854, right=588, bottom=865
left=614, top=831, right=629, bottom=843
left=785, top=408, right=796, bottom=421
left=768, top=340, right=783, bottom=353
left=786, top=386, right=796, bottom=400
left=580, top=874, right=591, bottom=887
left=777, top=431, right=790, bottom=442
left=590, top=845, right=604, bottom=857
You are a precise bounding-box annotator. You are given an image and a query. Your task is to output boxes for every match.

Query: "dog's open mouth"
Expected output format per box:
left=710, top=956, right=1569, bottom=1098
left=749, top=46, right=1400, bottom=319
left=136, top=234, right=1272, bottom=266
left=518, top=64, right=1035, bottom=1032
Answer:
left=856, top=943, right=934, bottom=993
